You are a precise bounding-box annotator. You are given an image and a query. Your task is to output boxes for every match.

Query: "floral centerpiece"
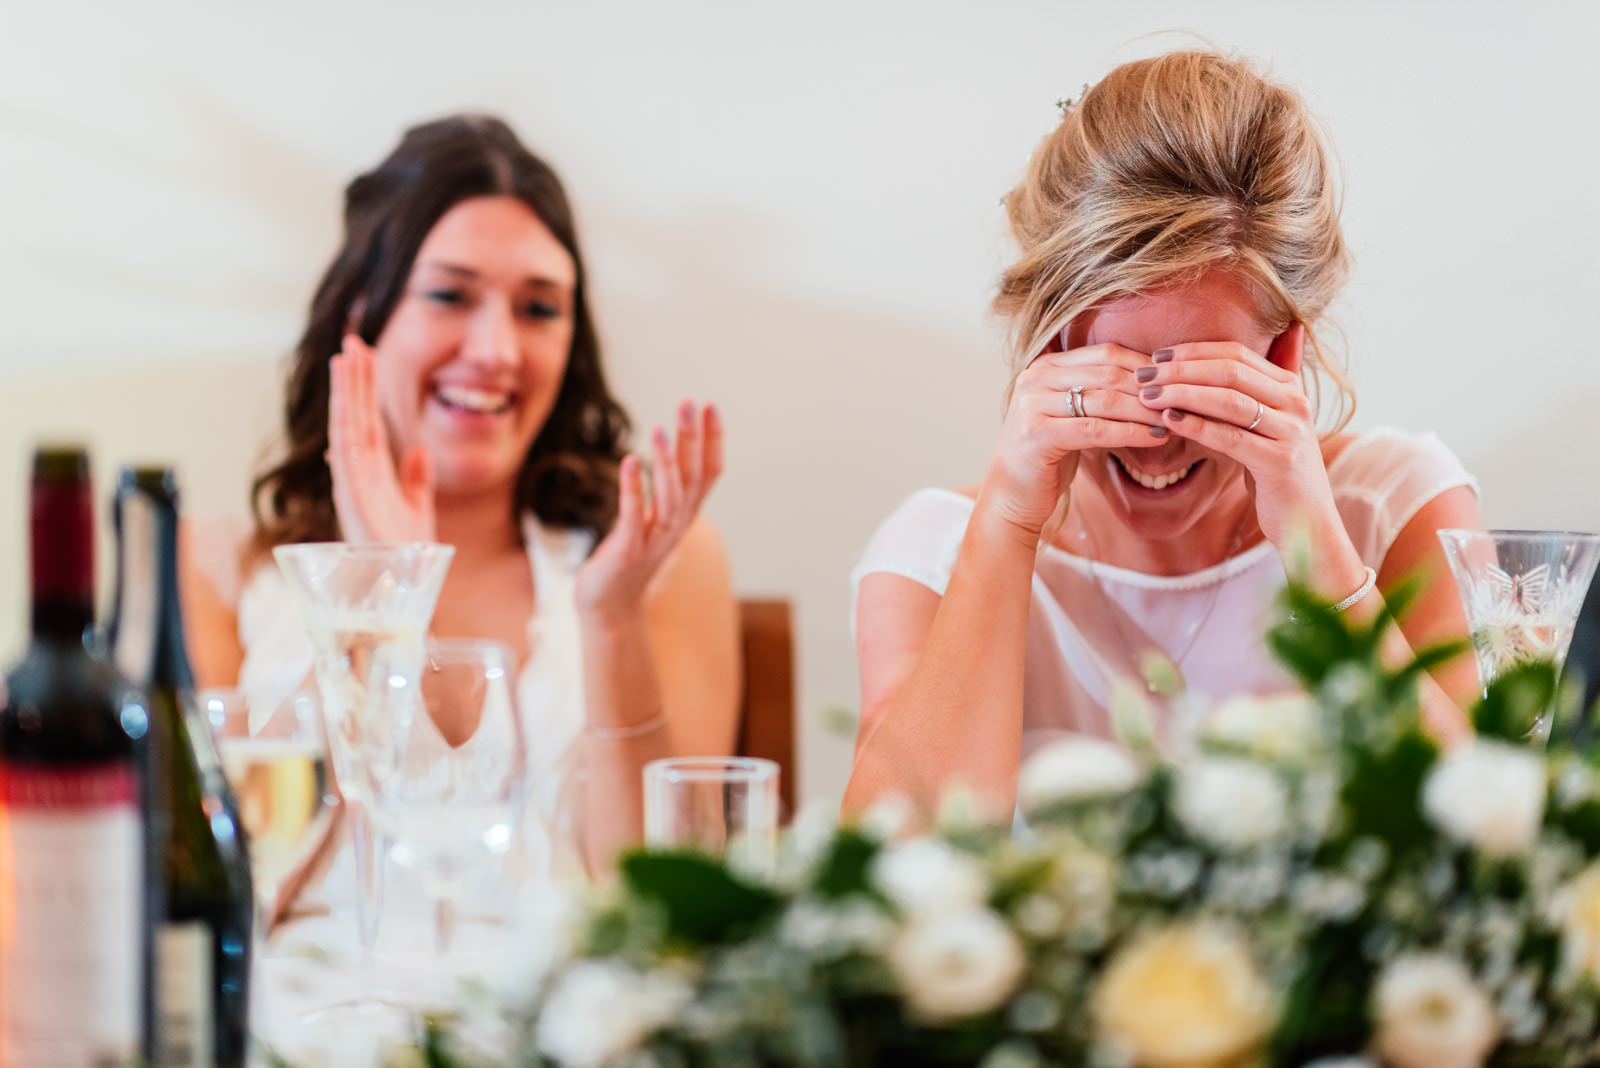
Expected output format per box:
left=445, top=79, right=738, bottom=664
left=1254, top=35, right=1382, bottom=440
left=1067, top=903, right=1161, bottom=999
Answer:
left=331, top=583, right=1600, bottom=1068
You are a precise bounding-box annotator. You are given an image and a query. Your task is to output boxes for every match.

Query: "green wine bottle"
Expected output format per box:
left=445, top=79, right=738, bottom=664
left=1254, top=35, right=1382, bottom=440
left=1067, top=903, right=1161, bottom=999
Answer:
left=113, top=467, right=253, bottom=1067
left=0, top=446, right=150, bottom=1066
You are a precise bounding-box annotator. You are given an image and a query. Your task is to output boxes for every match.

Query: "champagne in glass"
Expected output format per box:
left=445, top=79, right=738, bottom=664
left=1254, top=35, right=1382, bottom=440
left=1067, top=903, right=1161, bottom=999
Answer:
left=207, top=690, right=331, bottom=910
left=1438, top=528, right=1600, bottom=741
left=271, top=542, right=452, bottom=1029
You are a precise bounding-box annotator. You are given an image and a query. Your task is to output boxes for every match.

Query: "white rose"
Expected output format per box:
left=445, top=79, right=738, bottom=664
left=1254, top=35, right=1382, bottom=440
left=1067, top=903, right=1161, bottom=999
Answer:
left=1422, top=739, right=1546, bottom=858
left=779, top=799, right=840, bottom=873
left=1173, top=756, right=1289, bottom=850
left=861, top=791, right=918, bottom=840
left=1092, top=920, right=1276, bottom=1068
left=888, top=907, right=1026, bottom=1021
left=1018, top=735, right=1144, bottom=812
left=536, top=961, right=692, bottom=1068
left=1202, top=692, right=1322, bottom=762
left=1373, top=954, right=1499, bottom=1068
left=781, top=898, right=895, bottom=957
left=871, top=837, right=988, bottom=917
left=284, top=1021, right=419, bottom=1068
left=492, top=881, right=586, bottom=1004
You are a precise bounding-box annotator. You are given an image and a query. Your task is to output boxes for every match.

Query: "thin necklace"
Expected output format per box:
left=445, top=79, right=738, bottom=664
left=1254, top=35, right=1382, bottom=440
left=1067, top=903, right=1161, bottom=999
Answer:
left=1071, top=511, right=1248, bottom=697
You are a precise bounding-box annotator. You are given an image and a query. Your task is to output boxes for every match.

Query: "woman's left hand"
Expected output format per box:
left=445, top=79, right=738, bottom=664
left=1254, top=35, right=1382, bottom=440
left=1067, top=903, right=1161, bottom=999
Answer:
left=575, top=400, right=724, bottom=623
left=1133, top=325, right=1348, bottom=561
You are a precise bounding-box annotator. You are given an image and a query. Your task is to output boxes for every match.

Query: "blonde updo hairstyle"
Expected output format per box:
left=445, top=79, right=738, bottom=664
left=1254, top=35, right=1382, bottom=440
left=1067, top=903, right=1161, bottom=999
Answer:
left=996, top=50, right=1354, bottom=432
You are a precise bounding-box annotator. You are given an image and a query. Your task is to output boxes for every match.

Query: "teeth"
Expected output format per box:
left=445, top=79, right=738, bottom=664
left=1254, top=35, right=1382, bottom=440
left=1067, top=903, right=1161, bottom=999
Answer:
left=1117, top=456, right=1196, bottom=490
left=435, top=384, right=512, bottom=415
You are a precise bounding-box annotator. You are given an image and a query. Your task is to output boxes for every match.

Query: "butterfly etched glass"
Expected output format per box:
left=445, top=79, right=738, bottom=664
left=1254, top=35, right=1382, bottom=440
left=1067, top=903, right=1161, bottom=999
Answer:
left=1438, top=529, right=1600, bottom=740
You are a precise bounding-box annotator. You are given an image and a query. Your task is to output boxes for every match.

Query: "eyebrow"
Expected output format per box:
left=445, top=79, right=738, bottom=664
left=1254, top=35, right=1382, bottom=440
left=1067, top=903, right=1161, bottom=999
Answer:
left=417, top=261, right=570, bottom=290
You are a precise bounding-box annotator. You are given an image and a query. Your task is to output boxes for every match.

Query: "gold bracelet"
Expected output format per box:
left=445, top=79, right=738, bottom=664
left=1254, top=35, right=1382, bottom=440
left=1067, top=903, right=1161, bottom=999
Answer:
left=1333, top=566, right=1378, bottom=613
left=586, top=711, right=667, bottom=741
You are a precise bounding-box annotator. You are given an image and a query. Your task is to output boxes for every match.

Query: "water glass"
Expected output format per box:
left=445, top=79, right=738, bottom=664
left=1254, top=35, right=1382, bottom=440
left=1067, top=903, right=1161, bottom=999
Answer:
left=643, top=757, right=780, bottom=874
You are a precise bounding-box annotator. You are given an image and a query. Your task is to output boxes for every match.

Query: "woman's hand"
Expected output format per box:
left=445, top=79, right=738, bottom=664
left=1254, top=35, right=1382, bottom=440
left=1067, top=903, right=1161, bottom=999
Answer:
left=986, top=341, right=1168, bottom=539
left=575, top=400, right=724, bottom=624
left=327, top=334, right=437, bottom=543
left=1132, top=325, right=1355, bottom=570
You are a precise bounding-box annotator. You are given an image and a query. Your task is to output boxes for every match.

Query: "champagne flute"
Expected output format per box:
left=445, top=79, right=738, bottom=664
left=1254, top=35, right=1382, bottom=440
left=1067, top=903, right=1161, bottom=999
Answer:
left=360, top=638, right=526, bottom=1005
left=205, top=687, right=332, bottom=931
left=1438, top=528, right=1600, bottom=742
left=271, top=542, right=453, bottom=1034
left=644, top=757, right=780, bottom=875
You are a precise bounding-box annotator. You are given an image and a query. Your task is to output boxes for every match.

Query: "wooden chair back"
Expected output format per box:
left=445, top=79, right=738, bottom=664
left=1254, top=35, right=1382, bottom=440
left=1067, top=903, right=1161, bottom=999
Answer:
left=735, top=598, right=797, bottom=817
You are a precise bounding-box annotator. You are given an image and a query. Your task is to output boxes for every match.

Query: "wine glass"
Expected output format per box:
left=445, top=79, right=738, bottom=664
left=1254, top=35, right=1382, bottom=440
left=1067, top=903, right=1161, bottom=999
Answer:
left=1437, top=528, right=1600, bottom=741
left=360, top=638, right=526, bottom=1005
left=271, top=542, right=453, bottom=1026
left=205, top=687, right=332, bottom=932
left=643, top=757, right=780, bottom=876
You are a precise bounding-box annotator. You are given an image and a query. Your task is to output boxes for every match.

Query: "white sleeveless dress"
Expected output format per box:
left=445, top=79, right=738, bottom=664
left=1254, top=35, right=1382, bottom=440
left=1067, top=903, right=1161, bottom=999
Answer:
left=189, top=515, right=592, bottom=914
left=850, top=427, right=1478, bottom=760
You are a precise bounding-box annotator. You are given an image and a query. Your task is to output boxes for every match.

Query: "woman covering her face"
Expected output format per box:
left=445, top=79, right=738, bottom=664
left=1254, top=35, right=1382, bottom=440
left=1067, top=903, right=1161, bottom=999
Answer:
left=182, top=115, right=740, bottom=907
left=846, top=51, right=1481, bottom=820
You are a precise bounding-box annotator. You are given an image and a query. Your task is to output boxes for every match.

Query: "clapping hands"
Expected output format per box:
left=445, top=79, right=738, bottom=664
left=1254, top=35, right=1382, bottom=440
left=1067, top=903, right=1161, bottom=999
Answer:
left=575, top=400, right=724, bottom=623
left=327, top=334, right=436, bottom=544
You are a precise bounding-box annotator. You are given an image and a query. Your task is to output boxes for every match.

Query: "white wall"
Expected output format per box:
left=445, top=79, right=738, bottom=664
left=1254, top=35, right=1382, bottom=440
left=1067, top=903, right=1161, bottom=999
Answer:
left=3, top=1, right=1597, bottom=803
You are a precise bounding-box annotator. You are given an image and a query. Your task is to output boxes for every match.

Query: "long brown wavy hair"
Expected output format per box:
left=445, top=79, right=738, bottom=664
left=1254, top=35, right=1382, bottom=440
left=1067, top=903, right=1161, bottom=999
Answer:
left=252, top=114, right=630, bottom=551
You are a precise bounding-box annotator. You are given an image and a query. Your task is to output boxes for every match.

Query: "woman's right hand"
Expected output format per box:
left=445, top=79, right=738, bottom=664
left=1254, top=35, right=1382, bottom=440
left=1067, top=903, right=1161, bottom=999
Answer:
left=327, top=334, right=437, bottom=543
left=984, top=340, right=1167, bottom=538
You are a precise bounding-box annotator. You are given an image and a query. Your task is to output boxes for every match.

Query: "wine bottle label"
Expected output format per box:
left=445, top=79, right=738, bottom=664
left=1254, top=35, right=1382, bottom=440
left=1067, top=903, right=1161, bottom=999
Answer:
left=156, top=921, right=214, bottom=1068
left=0, top=762, right=141, bottom=1068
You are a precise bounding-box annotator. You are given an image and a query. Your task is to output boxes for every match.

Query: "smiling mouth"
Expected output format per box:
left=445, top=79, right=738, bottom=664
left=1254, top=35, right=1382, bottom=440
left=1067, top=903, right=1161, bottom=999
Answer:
left=432, top=383, right=517, bottom=416
left=1112, top=453, right=1199, bottom=491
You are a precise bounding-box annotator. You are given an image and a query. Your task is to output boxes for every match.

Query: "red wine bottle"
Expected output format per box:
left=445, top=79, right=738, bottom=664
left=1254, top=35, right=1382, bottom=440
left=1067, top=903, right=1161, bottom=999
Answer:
left=113, top=467, right=253, bottom=1067
left=0, top=446, right=150, bottom=1066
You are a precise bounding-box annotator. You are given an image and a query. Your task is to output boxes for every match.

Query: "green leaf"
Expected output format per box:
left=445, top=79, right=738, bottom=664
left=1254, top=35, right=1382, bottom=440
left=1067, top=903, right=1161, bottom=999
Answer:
left=1341, top=730, right=1438, bottom=857
left=812, top=828, right=883, bottom=901
left=1474, top=659, right=1559, bottom=742
left=1553, top=798, right=1600, bottom=854
left=1270, top=927, right=1373, bottom=1063
left=619, top=849, right=782, bottom=945
left=1386, top=638, right=1471, bottom=700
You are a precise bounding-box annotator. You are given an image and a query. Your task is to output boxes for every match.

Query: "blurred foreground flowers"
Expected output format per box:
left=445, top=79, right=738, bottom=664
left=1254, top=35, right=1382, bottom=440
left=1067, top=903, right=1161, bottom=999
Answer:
left=295, top=583, right=1600, bottom=1067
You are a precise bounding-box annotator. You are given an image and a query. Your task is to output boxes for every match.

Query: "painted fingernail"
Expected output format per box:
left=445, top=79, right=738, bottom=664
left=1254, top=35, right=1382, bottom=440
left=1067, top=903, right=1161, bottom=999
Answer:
left=1135, top=366, right=1158, bottom=383
left=654, top=426, right=669, bottom=446
left=1166, top=408, right=1186, bottom=421
left=680, top=401, right=696, bottom=423
left=1140, top=385, right=1163, bottom=400
left=1153, top=348, right=1175, bottom=363
left=1149, top=425, right=1168, bottom=439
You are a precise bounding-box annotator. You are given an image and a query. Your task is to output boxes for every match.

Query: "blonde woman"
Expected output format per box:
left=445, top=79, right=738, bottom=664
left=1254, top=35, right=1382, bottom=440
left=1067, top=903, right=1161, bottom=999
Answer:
left=846, top=51, right=1481, bottom=818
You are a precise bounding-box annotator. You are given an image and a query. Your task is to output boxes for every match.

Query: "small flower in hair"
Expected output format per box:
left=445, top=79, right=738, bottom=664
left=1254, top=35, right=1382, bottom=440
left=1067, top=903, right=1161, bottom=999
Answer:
left=1055, top=83, right=1091, bottom=116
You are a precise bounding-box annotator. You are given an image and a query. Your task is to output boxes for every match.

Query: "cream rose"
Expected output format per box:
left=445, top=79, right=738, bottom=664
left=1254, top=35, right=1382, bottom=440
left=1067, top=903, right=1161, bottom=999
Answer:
left=1372, top=953, right=1499, bottom=1068
left=1092, top=920, right=1276, bottom=1068
left=888, top=906, right=1026, bottom=1022
left=1559, top=862, right=1600, bottom=983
